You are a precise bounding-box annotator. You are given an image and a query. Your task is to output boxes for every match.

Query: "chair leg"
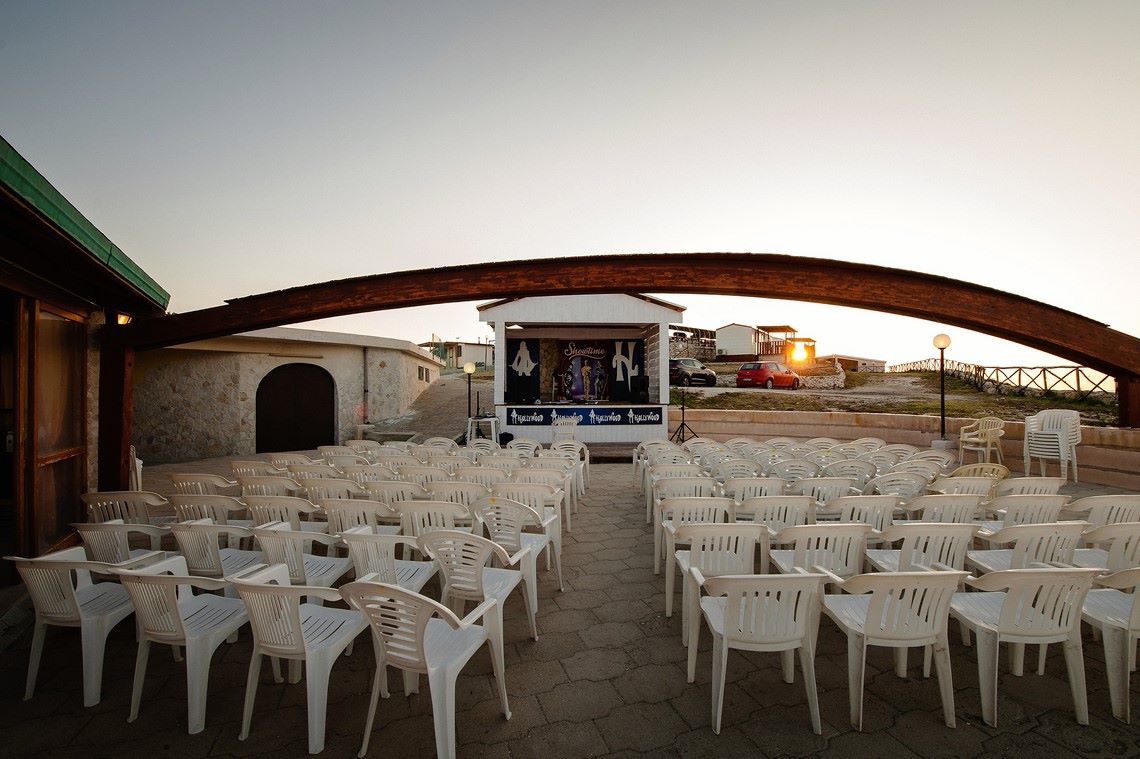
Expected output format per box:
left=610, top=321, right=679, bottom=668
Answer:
left=1063, top=630, right=1089, bottom=725
left=427, top=668, right=459, bottom=759
left=305, top=658, right=332, bottom=754
left=710, top=634, right=728, bottom=735
left=653, top=519, right=662, bottom=574
left=80, top=624, right=110, bottom=707
left=933, top=634, right=956, bottom=728
left=1037, top=643, right=1048, bottom=676
left=358, top=663, right=384, bottom=758
left=846, top=633, right=867, bottom=730
left=185, top=642, right=215, bottom=735
left=23, top=621, right=46, bottom=700
left=485, top=608, right=511, bottom=720
left=923, top=644, right=932, bottom=678
left=975, top=630, right=1000, bottom=727
left=686, top=602, right=701, bottom=683
left=680, top=573, right=691, bottom=645
left=781, top=650, right=795, bottom=684
left=893, top=647, right=907, bottom=678
left=664, top=548, right=677, bottom=617
left=550, top=535, right=565, bottom=592
left=959, top=619, right=972, bottom=647
left=1011, top=642, right=1025, bottom=677
left=521, top=558, right=539, bottom=641
left=129, top=639, right=152, bottom=722
left=270, top=656, right=283, bottom=683
left=1101, top=625, right=1131, bottom=723
left=289, top=658, right=303, bottom=684
left=798, top=643, right=822, bottom=735
left=240, top=653, right=262, bottom=741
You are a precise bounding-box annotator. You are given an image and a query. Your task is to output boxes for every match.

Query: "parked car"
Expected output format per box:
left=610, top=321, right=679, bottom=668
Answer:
left=736, top=361, right=801, bottom=389
left=669, top=358, right=717, bottom=386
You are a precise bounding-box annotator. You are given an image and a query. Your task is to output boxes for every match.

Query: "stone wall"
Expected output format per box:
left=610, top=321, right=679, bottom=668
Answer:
left=133, top=337, right=439, bottom=464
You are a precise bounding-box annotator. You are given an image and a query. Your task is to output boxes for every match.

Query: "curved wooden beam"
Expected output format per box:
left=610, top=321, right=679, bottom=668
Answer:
left=119, top=253, right=1140, bottom=380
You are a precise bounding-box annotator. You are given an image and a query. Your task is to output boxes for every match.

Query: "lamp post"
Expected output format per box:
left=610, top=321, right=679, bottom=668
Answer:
left=463, top=362, right=477, bottom=420
left=933, top=333, right=951, bottom=439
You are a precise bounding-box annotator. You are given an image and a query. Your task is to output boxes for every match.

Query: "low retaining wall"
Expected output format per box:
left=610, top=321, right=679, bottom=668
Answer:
left=667, top=408, right=1140, bottom=490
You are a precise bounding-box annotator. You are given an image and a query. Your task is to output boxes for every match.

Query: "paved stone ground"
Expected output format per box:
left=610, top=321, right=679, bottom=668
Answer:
left=3, top=460, right=1139, bottom=758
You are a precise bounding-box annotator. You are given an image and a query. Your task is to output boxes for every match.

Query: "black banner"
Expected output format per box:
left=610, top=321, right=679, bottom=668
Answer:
left=506, top=338, right=541, bottom=404
left=505, top=406, right=664, bottom=426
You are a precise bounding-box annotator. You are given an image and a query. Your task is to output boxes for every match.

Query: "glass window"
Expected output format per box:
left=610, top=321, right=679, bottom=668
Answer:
left=36, top=310, right=84, bottom=453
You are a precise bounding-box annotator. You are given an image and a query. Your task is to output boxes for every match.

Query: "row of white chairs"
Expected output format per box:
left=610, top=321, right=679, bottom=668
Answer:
left=665, top=519, right=1140, bottom=732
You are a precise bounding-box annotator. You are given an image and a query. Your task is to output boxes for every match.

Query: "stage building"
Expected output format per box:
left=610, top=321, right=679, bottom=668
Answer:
left=478, top=294, right=682, bottom=444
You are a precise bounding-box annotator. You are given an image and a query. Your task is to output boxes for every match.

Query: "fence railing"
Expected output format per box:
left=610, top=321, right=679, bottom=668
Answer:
left=887, top=359, right=1116, bottom=401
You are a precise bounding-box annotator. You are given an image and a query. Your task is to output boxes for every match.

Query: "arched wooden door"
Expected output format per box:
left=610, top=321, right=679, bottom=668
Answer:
left=255, top=364, right=336, bottom=453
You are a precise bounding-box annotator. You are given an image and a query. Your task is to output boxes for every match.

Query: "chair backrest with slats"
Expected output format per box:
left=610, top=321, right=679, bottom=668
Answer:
left=253, top=525, right=317, bottom=583
left=513, top=468, right=568, bottom=491
left=994, top=477, right=1065, bottom=497
left=231, top=563, right=307, bottom=655
left=170, top=519, right=241, bottom=576
left=989, top=495, right=1068, bottom=528
left=856, top=571, right=965, bottom=644
left=790, top=477, right=856, bottom=507
left=340, top=528, right=410, bottom=581
left=821, top=459, right=877, bottom=489
left=996, top=522, right=1087, bottom=568
left=267, top=453, right=319, bottom=469
left=880, top=523, right=978, bottom=571
left=906, top=494, right=983, bottom=523
left=980, top=568, right=1097, bottom=641
left=170, top=493, right=246, bottom=524
left=702, top=573, right=823, bottom=648
left=1081, top=522, right=1140, bottom=571
left=856, top=449, right=904, bottom=474
left=862, top=472, right=928, bottom=501
left=10, top=547, right=89, bottom=623
left=395, top=501, right=471, bottom=538
left=490, top=482, right=557, bottom=513
left=397, top=465, right=454, bottom=487
left=340, top=464, right=398, bottom=484
left=417, top=530, right=506, bottom=602
left=170, top=473, right=237, bottom=495
left=81, top=490, right=166, bottom=524
left=374, top=453, right=424, bottom=470
left=949, top=462, right=1010, bottom=479
left=676, top=523, right=768, bottom=576
left=879, top=443, right=919, bottom=458
left=904, top=449, right=958, bottom=470
left=427, top=480, right=491, bottom=507
left=238, top=476, right=300, bottom=498
left=767, top=459, right=820, bottom=483
left=117, top=556, right=195, bottom=642
left=287, top=464, right=342, bottom=480
left=298, top=477, right=365, bottom=502
left=340, top=581, right=454, bottom=672
left=362, top=480, right=430, bottom=505
left=1065, top=495, right=1140, bottom=529
left=244, top=495, right=317, bottom=530
left=452, top=466, right=510, bottom=487
left=74, top=520, right=136, bottom=563
left=660, top=496, right=731, bottom=526
left=833, top=495, right=900, bottom=533
left=711, top=459, right=762, bottom=483
left=474, top=496, right=541, bottom=554
left=928, top=476, right=994, bottom=497
left=723, top=477, right=787, bottom=503
left=887, top=459, right=942, bottom=482
left=654, top=477, right=717, bottom=503
left=507, top=438, right=541, bottom=457
left=777, top=523, right=873, bottom=578
left=479, top=455, right=526, bottom=472
left=320, top=498, right=392, bottom=535
left=737, top=495, right=814, bottom=531
left=231, top=460, right=284, bottom=478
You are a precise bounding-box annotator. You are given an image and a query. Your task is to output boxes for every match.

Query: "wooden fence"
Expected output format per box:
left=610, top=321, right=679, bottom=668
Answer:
left=887, top=359, right=1115, bottom=401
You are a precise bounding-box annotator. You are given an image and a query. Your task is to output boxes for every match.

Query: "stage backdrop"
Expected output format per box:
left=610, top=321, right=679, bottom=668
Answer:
left=556, top=340, right=645, bottom=402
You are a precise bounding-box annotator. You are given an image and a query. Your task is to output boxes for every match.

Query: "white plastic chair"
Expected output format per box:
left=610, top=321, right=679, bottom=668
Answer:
left=722, top=476, right=787, bottom=506
left=898, top=494, right=983, bottom=524
left=1023, top=409, right=1082, bottom=483
left=856, top=449, right=905, bottom=475
left=850, top=437, right=886, bottom=450
left=475, top=495, right=562, bottom=609
left=170, top=472, right=239, bottom=495
left=170, top=493, right=254, bottom=530
left=1062, top=495, right=1140, bottom=529
left=341, top=463, right=399, bottom=484
left=660, top=497, right=733, bottom=608
left=822, top=459, right=878, bottom=490
left=958, top=416, right=1006, bottom=464
left=821, top=570, right=967, bottom=729
left=362, top=479, right=431, bottom=505
left=491, top=482, right=563, bottom=576
left=515, top=464, right=577, bottom=517
left=231, top=563, right=367, bottom=754
left=767, top=459, right=820, bottom=484
left=976, top=494, right=1069, bottom=537
left=253, top=524, right=354, bottom=593
left=115, top=554, right=248, bottom=733
left=507, top=438, right=541, bottom=457
left=550, top=439, right=590, bottom=490
left=319, top=498, right=400, bottom=538
left=675, top=522, right=768, bottom=643
left=340, top=580, right=511, bottom=759
left=398, top=465, right=455, bottom=487
left=652, top=478, right=719, bottom=566
left=81, top=490, right=174, bottom=545
left=736, top=495, right=815, bottom=539
left=238, top=475, right=302, bottom=498
left=887, top=458, right=943, bottom=482
left=645, top=464, right=708, bottom=522
left=770, top=523, right=873, bottom=580
left=268, top=453, right=321, bottom=469
left=949, top=567, right=1099, bottom=726
left=231, top=460, right=286, bottom=478
left=288, top=463, right=344, bottom=481
left=789, top=477, right=859, bottom=513
left=340, top=528, right=438, bottom=593
left=905, top=448, right=959, bottom=471
left=927, top=476, right=995, bottom=497
left=452, top=465, right=510, bottom=488
left=866, top=522, right=979, bottom=573
left=1071, top=522, right=1140, bottom=571
left=244, top=495, right=327, bottom=532
left=861, top=472, right=928, bottom=503
left=423, top=436, right=461, bottom=452
left=992, top=476, right=1065, bottom=497
left=880, top=443, right=920, bottom=458
left=298, top=477, right=368, bottom=503
left=830, top=495, right=901, bottom=538
left=428, top=480, right=492, bottom=508
left=74, top=520, right=169, bottom=563
left=6, top=547, right=160, bottom=706
left=691, top=571, right=825, bottom=734
left=1081, top=567, right=1140, bottom=723
left=966, top=521, right=1088, bottom=575
left=949, top=462, right=1010, bottom=479
left=169, top=519, right=263, bottom=588
left=417, top=529, right=537, bottom=641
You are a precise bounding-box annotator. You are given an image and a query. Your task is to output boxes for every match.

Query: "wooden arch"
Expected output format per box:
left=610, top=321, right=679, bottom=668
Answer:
left=104, top=254, right=1140, bottom=474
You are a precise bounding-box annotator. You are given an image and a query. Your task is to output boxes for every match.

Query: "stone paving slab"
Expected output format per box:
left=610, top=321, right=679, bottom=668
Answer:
left=3, top=462, right=1139, bottom=757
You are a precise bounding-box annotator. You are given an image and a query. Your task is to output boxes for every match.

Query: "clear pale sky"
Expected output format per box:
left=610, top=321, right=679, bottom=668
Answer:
left=2, top=1, right=1137, bottom=367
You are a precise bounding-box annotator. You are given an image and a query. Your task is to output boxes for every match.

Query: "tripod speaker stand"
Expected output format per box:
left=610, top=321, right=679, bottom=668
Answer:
left=669, top=388, right=698, bottom=443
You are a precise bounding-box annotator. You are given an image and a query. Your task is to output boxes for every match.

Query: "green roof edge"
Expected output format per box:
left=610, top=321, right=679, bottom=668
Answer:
left=0, top=135, right=170, bottom=309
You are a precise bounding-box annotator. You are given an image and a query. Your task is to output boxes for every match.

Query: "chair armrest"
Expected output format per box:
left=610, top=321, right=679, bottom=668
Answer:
left=1094, top=567, right=1140, bottom=590
left=812, top=565, right=847, bottom=589
left=688, top=566, right=708, bottom=588
left=460, top=598, right=498, bottom=628
left=184, top=576, right=232, bottom=592
left=504, top=545, right=531, bottom=566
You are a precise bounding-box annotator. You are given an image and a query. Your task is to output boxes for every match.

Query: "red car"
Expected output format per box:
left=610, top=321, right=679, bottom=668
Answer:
left=736, top=361, right=801, bottom=389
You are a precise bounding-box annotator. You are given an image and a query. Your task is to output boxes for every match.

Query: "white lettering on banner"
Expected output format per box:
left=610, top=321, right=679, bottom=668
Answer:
left=629, top=410, right=661, bottom=423
left=612, top=341, right=640, bottom=383
left=512, top=412, right=546, bottom=423
left=563, top=341, right=607, bottom=359
left=589, top=409, right=622, bottom=423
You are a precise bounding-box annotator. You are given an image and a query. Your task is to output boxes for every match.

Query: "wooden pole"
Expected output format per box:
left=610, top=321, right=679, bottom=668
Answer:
left=98, top=343, right=134, bottom=490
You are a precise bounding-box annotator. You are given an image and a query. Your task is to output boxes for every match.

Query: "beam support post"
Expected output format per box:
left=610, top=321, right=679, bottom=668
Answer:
left=1118, top=376, right=1140, bottom=429
left=98, top=341, right=135, bottom=490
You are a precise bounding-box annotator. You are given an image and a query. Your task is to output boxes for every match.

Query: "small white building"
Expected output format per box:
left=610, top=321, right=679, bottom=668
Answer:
left=133, top=327, right=443, bottom=463
left=479, top=294, right=683, bottom=444
left=419, top=340, right=495, bottom=370
left=715, top=323, right=758, bottom=356
left=816, top=354, right=887, bottom=372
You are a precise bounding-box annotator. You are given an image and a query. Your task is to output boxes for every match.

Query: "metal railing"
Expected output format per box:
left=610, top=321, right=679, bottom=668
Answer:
left=887, top=359, right=1116, bottom=401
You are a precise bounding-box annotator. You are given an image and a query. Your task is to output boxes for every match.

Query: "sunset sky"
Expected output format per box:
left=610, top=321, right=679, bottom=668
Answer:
left=2, top=1, right=1137, bottom=367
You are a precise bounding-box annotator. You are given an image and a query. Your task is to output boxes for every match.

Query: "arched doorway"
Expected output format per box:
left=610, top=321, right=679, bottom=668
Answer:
left=255, top=364, right=336, bottom=453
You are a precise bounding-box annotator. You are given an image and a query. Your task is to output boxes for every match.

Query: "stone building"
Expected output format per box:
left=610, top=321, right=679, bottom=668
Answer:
left=133, top=327, right=443, bottom=463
